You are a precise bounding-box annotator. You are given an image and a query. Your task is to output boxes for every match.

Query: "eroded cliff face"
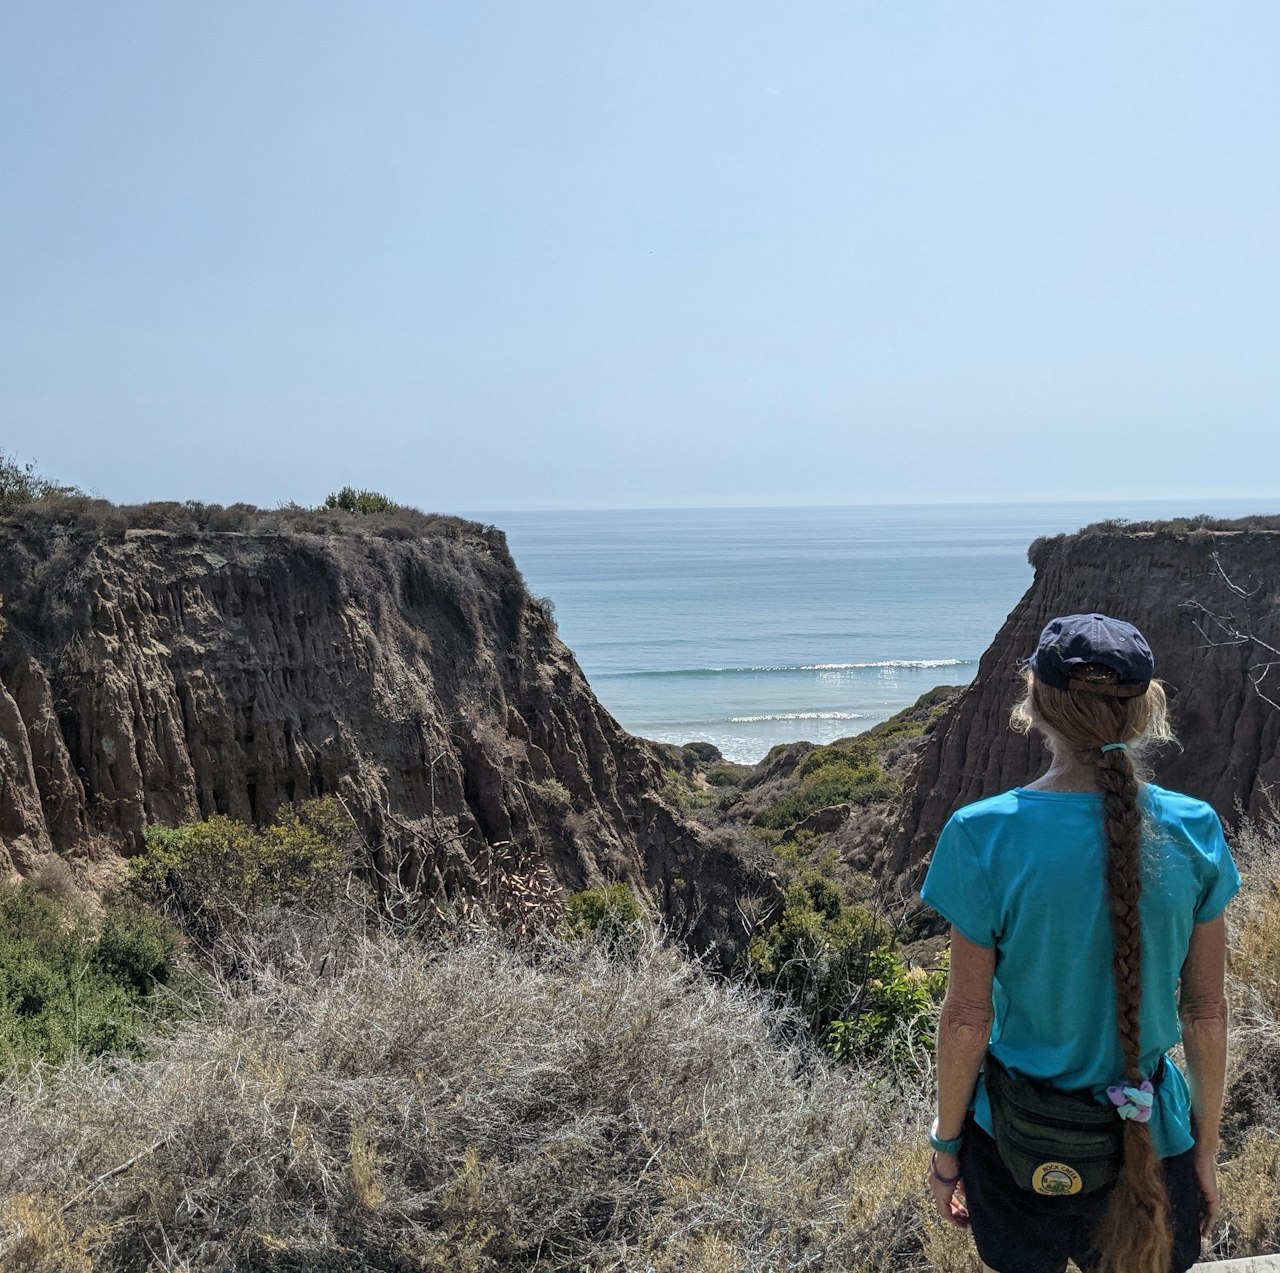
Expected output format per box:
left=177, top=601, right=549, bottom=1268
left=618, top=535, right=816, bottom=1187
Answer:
left=0, top=506, right=765, bottom=954
left=886, top=521, right=1280, bottom=885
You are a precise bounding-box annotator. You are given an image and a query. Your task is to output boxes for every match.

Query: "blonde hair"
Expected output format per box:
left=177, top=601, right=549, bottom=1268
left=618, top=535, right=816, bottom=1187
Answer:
left=1012, top=664, right=1176, bottom=1273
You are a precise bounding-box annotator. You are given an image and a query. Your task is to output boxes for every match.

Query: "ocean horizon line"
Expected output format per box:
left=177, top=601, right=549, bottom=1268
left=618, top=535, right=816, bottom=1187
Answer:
left=458, top=496, right=1280, bottom=518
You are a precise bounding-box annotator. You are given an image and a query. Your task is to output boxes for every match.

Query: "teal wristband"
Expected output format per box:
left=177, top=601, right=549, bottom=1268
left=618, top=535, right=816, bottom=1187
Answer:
left=929, top=1117, right=964, bottom=1154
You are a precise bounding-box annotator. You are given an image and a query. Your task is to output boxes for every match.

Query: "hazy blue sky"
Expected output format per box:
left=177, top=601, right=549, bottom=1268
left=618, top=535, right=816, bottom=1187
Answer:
left=2, top=3, right=1278, bottom=511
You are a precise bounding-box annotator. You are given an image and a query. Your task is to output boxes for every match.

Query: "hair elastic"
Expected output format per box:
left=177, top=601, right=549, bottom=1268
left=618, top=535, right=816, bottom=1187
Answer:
left=1100, top=743, right=1128, bottom=753
left=1106, top=1080, right=1154, bottom=1122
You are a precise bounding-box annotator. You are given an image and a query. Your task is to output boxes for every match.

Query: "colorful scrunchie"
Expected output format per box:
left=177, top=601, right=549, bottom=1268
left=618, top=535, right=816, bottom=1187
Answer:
left=1106, top=1079, right=1155, bottom=1122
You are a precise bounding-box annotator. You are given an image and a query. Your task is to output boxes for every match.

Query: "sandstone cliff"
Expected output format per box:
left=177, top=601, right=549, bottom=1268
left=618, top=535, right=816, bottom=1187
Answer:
left=0, top=500, right=765, bottom=954
left=888, top=516, right=1280, bottom=885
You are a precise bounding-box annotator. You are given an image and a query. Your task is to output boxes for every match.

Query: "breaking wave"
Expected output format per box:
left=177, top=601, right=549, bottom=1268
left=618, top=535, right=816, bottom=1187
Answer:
left=599, top=659, right=971, bottom=679
left=729, top=711, right=869, bottom=723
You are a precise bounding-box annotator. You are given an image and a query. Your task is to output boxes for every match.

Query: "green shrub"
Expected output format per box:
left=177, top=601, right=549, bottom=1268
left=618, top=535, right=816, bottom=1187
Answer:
left=681, top=741, right=721, bottom=764
left=794, top=738, right=875, bottom=779
left=866, top=720, right=926, bottom=750
left=704, top=764, right=743, bottom=787
left=94, top=900, right=181, bottom=995
left=827, top=948, right=941, bottom=1065
left=662, top=770, right=718, bottom=816
left=0, top=450, right=80, bottom=511
left=775, top=829, right=824, bottom=864
left=755, top=736, right=898, bottom=832
left=858, top=686, right=959, bottom=752
left=130, top=799, right=348, bottom=923
left=0, top=884, right=179, bottom=1067
left=745, top=877, right=893, bottom=1035
left=322, top=486, right=401, bottom=514
left=533, top=778, right=572, bottom=811
left=562, top=882, right=645, bottom=948
left=756, top=760, right=897, bottom=830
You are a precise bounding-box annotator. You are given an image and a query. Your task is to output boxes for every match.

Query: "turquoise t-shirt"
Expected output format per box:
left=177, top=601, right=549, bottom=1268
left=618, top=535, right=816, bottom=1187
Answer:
left=920, top=784, right=1240, bottom=1160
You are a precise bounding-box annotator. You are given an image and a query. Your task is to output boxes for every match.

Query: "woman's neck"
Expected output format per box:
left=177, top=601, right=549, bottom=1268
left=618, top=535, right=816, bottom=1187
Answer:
left=1024, top=750, right=1100, bottom=793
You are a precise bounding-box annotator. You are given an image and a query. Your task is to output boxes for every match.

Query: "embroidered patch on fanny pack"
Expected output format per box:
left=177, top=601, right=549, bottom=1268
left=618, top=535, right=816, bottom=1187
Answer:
left=1031, top=1162, right=1084, bottom=1196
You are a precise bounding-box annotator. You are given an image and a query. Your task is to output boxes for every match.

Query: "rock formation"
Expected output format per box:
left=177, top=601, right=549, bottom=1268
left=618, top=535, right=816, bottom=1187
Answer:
left=0, top=501, right=768, bottom=954
left=887, top=518, right=1280, bottom=884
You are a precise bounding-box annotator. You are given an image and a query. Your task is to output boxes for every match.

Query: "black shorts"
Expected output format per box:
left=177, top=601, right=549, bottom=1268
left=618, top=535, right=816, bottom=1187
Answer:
left=957, top=1115, right=1205, bottom=1273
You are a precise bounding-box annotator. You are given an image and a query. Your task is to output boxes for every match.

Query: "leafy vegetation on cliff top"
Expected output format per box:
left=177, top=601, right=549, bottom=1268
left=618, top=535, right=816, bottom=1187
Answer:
left=0, top=452, right=482, bottom=543
left=321, top=485, right=403, bottom=514
left=0, top=450, right=81, bottom=511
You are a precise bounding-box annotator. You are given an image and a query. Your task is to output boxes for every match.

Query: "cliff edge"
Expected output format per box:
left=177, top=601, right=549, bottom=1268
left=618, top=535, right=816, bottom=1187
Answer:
left=0, top=500, right=766, bottom=953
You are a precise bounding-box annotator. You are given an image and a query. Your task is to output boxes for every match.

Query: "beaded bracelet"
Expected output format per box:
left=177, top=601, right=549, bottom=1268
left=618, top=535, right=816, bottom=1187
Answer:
left=930, top=1151, right=961, bottom=1186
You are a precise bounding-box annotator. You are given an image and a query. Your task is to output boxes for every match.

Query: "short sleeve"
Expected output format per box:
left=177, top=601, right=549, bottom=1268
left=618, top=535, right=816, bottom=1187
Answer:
left=1193, top=811, right=1241, bottom=924
left=920, top=815, right=999, bottom=948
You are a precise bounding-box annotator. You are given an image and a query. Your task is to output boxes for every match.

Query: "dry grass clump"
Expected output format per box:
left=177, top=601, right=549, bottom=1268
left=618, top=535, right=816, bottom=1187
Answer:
left=1217, top=1129, right=1280, bottom=1253
left=0, top=910, right=933, bottom=1272
left=0, top=1193, right=99, bottom=1273
left=1214, top=809, right=1280, bottom=1258
left=1230, top=811, right=1280, bottom=1017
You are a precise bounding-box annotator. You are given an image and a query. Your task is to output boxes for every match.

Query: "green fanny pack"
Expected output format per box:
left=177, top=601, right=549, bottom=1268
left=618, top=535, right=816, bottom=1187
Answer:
left=982, top=1054, right=1162, bottom=1196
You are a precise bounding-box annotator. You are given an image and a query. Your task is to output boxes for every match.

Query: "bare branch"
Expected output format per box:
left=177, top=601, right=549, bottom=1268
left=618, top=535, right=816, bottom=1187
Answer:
left=1211, top=550, right=1261, bottom=599
left=1182, top=560, right=1280, bottom=713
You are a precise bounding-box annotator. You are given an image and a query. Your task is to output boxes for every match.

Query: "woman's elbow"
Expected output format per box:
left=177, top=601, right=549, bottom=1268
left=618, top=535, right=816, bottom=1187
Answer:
left=1179, top=993, right=1228, bottom=1036
left=940, top=998, right=994, bottom=1052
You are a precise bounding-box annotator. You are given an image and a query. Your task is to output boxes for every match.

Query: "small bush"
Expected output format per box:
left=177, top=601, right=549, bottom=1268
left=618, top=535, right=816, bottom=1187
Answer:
left=322, top=486, right=401, bottom=514
left=829, top=948, right=945, bottom=1066
left=93, top=900, right=180, bottom=997
left=1215, top=810, right=1280, bottom=1258
left=704, top=764, right=743, bottom=787
left=868, top=719, right=926, bottom=750
left=531, top=594, right=558, bottom=632
left=532, top=777, right=572, bottom=811
left=746, top=876, right=894, bottom=1035
left=756, top=760, right=897, bottom=830
left=795, top=738, right=876, bottom=779
left=0, top=451, right=79, bottom=511
left=562, top=882, right=645, bottom=948
left=681, top=741, right=722, bottom=764
left=663, top=769, right=718, bottom=817
left=0, top=884, right=178, bottom=1067
left=129, top=799, right=349, bottom=926
left=1218, top=1129, right=1280, bottom=1252
left=1232, top=876, right=1280, bottom=1017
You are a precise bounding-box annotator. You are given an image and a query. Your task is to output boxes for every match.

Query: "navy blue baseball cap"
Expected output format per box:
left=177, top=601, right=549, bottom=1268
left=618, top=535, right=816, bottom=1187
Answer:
left=1029, top=613, right=1154, bottom=696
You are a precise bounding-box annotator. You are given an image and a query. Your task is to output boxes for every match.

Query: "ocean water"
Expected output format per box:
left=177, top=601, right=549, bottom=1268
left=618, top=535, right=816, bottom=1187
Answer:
left=475, top=502, right=1272, bottom=764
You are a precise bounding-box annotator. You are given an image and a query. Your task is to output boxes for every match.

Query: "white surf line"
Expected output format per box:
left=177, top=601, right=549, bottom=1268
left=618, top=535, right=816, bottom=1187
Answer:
left=1194, top=1256, right=1280, bottom=1271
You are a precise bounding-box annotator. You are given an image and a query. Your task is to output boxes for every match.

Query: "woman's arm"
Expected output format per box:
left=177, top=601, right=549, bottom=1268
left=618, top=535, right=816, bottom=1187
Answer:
left=1179, top=914, right=1228, bottom=1235
left=930, top=927, right=996, bottom=1228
